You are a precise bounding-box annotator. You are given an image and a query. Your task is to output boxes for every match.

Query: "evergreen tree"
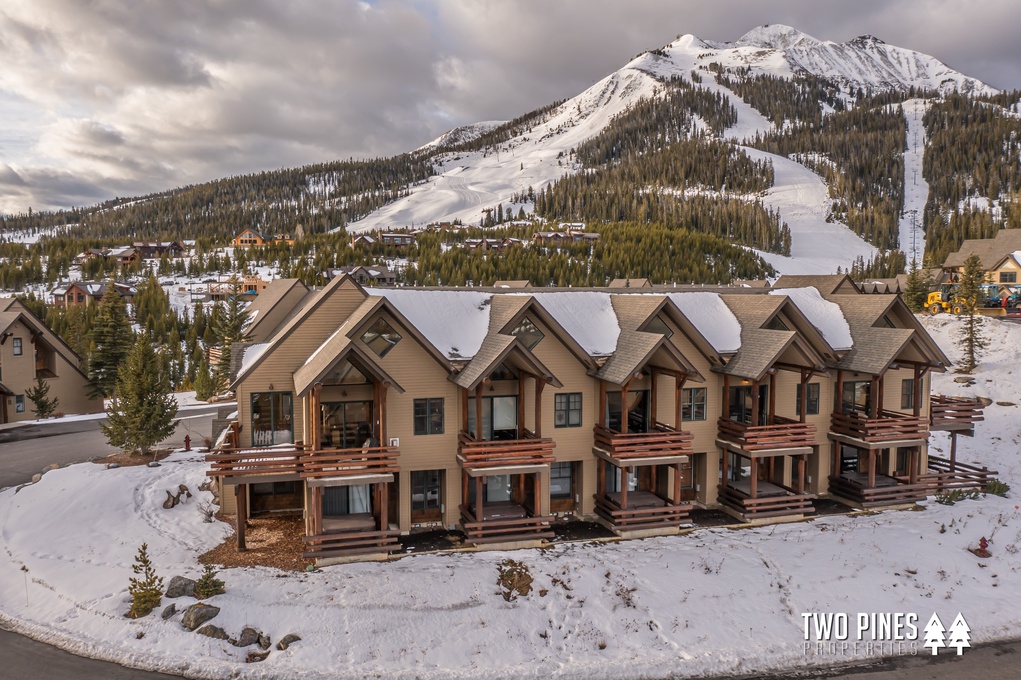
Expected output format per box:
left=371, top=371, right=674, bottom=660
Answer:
left=25, top=377, right=59, bottom=418
left=87, top=284, right=133, bottom=398
left=212, top=278, right=252, bottom=393
left=194, top=563, right=225, bottom=599
left=102, top=338, right=179, bottom=455
left=193, top=356, right=215, bottom=402
left=956, top=253, right=989, bottom=373
left=126, top=543, right=163, bottom=619
left=904, top=261, right=934, bottom=312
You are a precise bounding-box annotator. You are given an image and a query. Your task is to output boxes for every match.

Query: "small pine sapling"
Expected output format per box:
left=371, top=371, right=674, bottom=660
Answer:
left=194, top=563, right=225, bottom=599
left=127, top=543, right=164, bottom=618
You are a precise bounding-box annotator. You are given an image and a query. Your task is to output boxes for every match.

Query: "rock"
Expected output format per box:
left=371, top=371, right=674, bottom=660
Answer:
left=106, top=463, right=121, bottom=469
left=196, top=624, right=229, bottom=640
left=247, top=650, right=270, bottom=663
left=954, top=376, right=974, bottom=384
left=181, top=603, right=219, bottom=631
left=166, top=576, right=197, bottom=598
left=258, top=634, right=271, bottom=650
left=231, top=627, right=262, bottom=648
left=161, top=603, right=177, bottom=620
left=31, top=474, right=41, bottom=484
left=277, top=633, right=301, bottom=651
left=45, top=463, right=59, bottom=471
left=147, top=461, right=161, bottom=468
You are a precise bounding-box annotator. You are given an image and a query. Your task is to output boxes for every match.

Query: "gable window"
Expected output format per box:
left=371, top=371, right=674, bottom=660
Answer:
left=360, top=318, right=402, bottom=357
left=12, top=338, right=22, bottom=356
left=681, top=387, right=706, bottom=421
left=796, top=383, right=821, bottom=416
left=510, top=316, right=544, bottom=350
left=413, top=398, right=444, bottom=435
left=643, top=316, right=673, bottom=338
left=765, top=316, right=789, bottom=331
left=901, top=379, right=915, bottom=410
left=554, top=393, right=582, bottom=427
left=1000, top=272, right=1017, bottom=284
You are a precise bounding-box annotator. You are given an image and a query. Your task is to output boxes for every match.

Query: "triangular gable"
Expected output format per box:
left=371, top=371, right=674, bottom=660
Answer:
left=0, top=299, right=87, bottom=378
left=764, top=294, right=841, bottom=362
left=718, top=329, right=797, bottom=381
left=623, top=295, right=725, bottom=367
left=293, top=336, right=405, bottom=397
left=452, top=334, right=563, bottom=391
left=597, top=329, right=703, bottom=385
left=345, top=297, right=456, bottom=373
left=494, top=295, right=597, bottom=371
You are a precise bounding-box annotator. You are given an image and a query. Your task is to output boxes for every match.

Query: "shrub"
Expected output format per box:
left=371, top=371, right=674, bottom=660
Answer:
left=497, top=559, right=533, bottom=602
left=984, top=479, right=1010, bottom=497
left=194, top=563, right=225, bottom=599
left=935, top=489, right=980, bottom=506
left=127, top=543, right=163, bottom=618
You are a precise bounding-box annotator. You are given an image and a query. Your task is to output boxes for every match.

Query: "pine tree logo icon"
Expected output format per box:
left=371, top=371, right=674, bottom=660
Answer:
left=922, top=612, right=946, bottom=655
left=947, top=613, right=971, bottom=655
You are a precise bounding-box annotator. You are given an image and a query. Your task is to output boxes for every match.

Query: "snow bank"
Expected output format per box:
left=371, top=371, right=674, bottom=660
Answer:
left=368, top=289, right=493, bottom=360
left=668, top=292, right=742, bottom=353
left=770, top=287, right=853, bottom=350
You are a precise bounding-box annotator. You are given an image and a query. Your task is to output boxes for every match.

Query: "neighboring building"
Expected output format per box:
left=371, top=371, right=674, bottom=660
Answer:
left=463, top=237, right=521, bottom=253
left=985, top=251, right=1021, bottom=288
left=208, top=276, right=270, bottom=302
left=608, top=278, right=652, bottom=288
left=232, top=229, right=296, bottom=248
left=856, top=275, right=909, bottom=294
left=493, top=280, right=532, bottom=289
left=533, top=226, right=600, bottom=245
left=943, top=229, right=1021, bottom=284
left=208, top=276, right=978, bottom=566
left=350, top=234, right=377, bottom=248
left=0, top=297, right=103, bottom=423
left=131, top=241, right=185, bottom=259
left=380, top=233, right=416, bottom=249
left=772, top=274, right=860, bottom=295
left=325, top=265, right=397, bottom=287
left=51, top=281, right=136, bottom=308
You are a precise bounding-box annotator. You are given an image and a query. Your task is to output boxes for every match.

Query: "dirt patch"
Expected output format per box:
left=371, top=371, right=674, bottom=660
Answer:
left=551, top=520, right=615, bottom=542
left=93, top=449, right=177, bottom=467
left=200, top=512, right=313, bottom=572
left=813, top=497, right=856, bottom=515
left=397, top=528, right=467, bottom=554
left=688, top=508, right=742, bottom=528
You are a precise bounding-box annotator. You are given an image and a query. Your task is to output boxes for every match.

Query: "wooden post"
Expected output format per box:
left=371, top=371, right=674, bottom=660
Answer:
left=518, top=376, right=526, bottom=438
left=750, top=380, right=760, bottom=427
left=474, top=384, right=483, bottom=440
left=723, top=375, right=731, bottom=420
left=949, top=432, right=958, bottom=472
left=674, top=375, right=686, bottom=430
left=867, top=449, right=876, bottom=489
left=877, top=374, right=885, bottom=417
left=831, top=442, right=838, bottom=480
left=598, top=380, right=607, bottom=428
left=913, top=366, right=923, bottom=417
left=380, top=482, right=389, bottom=529
left=461, top=387, right=469, bottom=435
left=533, top=472, right=541, bottom=516
left=673, top=462, right=682, bottom=505
left=749, top=457, right=758, bottom=498
left=650, top=369, right=658, bottom=426
left=835, top=370, right=844, bottom=413
left=797, top=455, right=806, bottom=494
left=461, top=469, right=469, bottom=517
left=620, top=466, right=629, bottom=509
left=721, top=448, right=729, bottom=485
left=869, top=378, right=880, bottom=419
left=799, top=370, right=809, bottom=424
left=310, top=386, right=320, bottom=451
left=379, top=382, right=388, bottom=445
left=236, top=484, right=247, bottom=552
left=621, top=378, right=631, bottom=434
left=311, top=485, right=322, bottom=536
left=475, top=475, right=484, bottom=521
left=597, top=459, right=606, bottom=498
left=534, top=377, right=545, bottom=438
left=768, top=372, right=776, bottom=425
left=908, top=448, right=918, bottom=485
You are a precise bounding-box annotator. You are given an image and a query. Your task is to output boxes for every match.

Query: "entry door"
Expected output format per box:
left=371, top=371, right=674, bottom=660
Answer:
left=728, top=385, right=768, bottom=425
left=467, top=396, right=519, bottom=440
left=322, top=485, right=372, bottom=516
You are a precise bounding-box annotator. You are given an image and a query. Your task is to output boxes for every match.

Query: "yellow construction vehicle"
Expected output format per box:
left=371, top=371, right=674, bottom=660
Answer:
left=927, top=286, right=963, bottom=315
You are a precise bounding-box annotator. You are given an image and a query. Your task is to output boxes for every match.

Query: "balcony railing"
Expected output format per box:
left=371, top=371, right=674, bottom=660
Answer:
left=829, top=410, right=928, bottom=443
left=302, top=529, right=401, bottom=559
left=930, top=395, right=985, bottom=432
left=594, top=493, right=690, bottom=532
left=593, top=422, right=693, bottom=460
left=717, top=483, right=815, bottom=520
left=457, top=430, right=556, bottom=470
left=919, top=455, right=997, bottom=492
left=716, top=416, right=817, bottom=452
left=206, top=444, right=399, bottom=480
left=828, top=474, right=929, bottom=507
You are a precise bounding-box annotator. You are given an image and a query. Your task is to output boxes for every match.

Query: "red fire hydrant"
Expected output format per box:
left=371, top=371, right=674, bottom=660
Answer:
left=184, top=435, right=191, bottom=451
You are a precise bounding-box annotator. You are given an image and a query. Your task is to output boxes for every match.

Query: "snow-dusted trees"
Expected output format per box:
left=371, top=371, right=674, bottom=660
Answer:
left=956, top=254, right=988, bottom=373
left=102, top=337, right=179, bottom=456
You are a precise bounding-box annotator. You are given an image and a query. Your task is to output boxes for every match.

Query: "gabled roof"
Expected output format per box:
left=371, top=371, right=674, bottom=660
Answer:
left=944, top=229, right=1021, bottom=269
left=772, top=274, right=858, bottom=295
left=767, top=287, right=851, bottom=352
left=293, top=334, right=405, bottom=397
left=0, top=299, right=87, bottom=378
left=608, top=278, right=652, bottom=288
left=718, top=328, right=797, bottom=380
left=452, top=335, right=562, bottom=391
left=596, top=329, right=703, bottom=385
left=244, top=278, right=308, bottom=340
left=494, top=295, right=596, bottom=370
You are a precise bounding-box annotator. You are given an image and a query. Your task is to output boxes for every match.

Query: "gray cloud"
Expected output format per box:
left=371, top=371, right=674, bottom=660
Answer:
left=0, top=0, right=1018, bottom=215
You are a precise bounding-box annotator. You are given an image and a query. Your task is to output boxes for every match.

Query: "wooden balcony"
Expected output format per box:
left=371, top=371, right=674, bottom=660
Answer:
left=206, top=446, right=304, bottom=480
left=717, top=483, right=815, bottom=521
left=594, top=492, right=690, bottom=532
left=716, top=416, right=816, bottom=453
left=302, top=529, right=400, bottom=560
left=457, top=430, right=556, bottom=471
left=828, top=473, right=929, bottom=508
left=829, top=410, right=928, bottom=445
left=919, top=455, right=998, bottom=492
left=459, top=504, right=554, bottom=544
left=593, top=422, right=693, bottom=461
left=206, top=444, right=399, bottom=481
left=300, top=446, right=399, bottom=479
left=930, top=395, right=985, bottom=433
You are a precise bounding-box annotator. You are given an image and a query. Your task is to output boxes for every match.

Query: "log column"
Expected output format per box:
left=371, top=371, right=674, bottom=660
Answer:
left=749, top=457, right=758, bottom=499
left=236, top=483, right=247, bottom=552
left=474, top=385, right=484, bottom=440
left=797, top=455, right=806, bottom=494
left=534, top=377, right=545, bottom=438
left=673, top=462, right=683, bottom=505
left=620, top=466, right=629, bottom=510
left=867, top=449, right=877, bottom=489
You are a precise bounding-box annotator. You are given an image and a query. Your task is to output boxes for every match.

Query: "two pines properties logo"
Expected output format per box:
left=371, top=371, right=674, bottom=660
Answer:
left=801, top=611, right=971, bottom=656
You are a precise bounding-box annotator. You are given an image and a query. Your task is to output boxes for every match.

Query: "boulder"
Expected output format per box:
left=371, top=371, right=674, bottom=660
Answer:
left=258, top=634, right=271, bottom=650
left=247, top=650, right=270, bottom=663
left=277, top=633, right=301, bottom=651
left=231, top=627, right=262, bottom=648
left=31, top=474, right=41, bottom=484
left=181, top=603, right=220, bottom=631
left=196, top=624, right=229, bottom=640
left=161, top=603, right=177, bottom=620
left=166, top=576, right=197, bottom=598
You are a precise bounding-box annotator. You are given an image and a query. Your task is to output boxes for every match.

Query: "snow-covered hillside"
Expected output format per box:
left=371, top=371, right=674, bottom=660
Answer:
left=349, top=24, right=997, bottom=276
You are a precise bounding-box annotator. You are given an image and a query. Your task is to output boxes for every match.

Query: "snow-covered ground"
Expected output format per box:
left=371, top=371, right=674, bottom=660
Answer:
left=1, top=316, right=1019, bottom=678
left=899, top=99, right=930, bottom=266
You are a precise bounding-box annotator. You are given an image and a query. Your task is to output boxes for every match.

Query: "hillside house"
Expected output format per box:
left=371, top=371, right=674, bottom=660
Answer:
left=207, top=275, right=982, bottom=565
left=325, top=265, right=397, bottom=287
left=51, top=281, right=136, bottom=308
left=380, top=233, right=416, bottom=249
left=233, top=229, right=296, bottom=248
left=0, top=298, right=103, bottom=423
left=942, top=229, right=1021, bottom=286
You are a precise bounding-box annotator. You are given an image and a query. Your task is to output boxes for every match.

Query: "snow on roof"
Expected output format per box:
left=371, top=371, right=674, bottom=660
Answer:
left=367, top=289, right=492, bottom=360
left=769, top=287, right=853, bottom=351
left=527, top=292, right=619, bottom=356
left=668, top=292, right=742, bottom=353
left=240, top=343, right=271, bottom=374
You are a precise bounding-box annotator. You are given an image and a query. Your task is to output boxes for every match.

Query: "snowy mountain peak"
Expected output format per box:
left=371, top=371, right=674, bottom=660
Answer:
left=736, top=24, right=819, bottom=51
left=848, top=34, right=886, bottom=47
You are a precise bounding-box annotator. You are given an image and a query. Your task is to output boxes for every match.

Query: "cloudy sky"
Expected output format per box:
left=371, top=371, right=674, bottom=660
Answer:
left=0, top=0, right=1018, bottom=216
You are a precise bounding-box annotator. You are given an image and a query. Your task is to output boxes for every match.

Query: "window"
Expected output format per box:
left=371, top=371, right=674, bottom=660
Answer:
left=12, top=338, right=22, bottom=356
left=360, top=318, right=402, bottom=357
left=322, top=485, right=371, bottom=516
left=550, top=462, right=574, bottom=498
left=554, top=393, right=582, bottom=428
left=765, top=316, right=789, bottom=331
left=15, top=395, right=25, bottom=413
left=681, top=387, right=706, bottom=421
left=841, top=380, right=871, bottom=414
left=510, top=316, right=544, bottom=349
left=796, top=383, right=821, bottom=416
left=643, top=316, right=673, bottom=338
left=901, top=379, right=915, bottom=410
left=467, top=395, right=518, bottom=440
left=411, top=470, right=443, bottom=521
left=250, top=392, right=293, bottom=446
left=1000, top=271, right=1017, bottom=284
left=413, top=398, right=444, bottom=435
left=251, top=481, right=298, bottom=495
